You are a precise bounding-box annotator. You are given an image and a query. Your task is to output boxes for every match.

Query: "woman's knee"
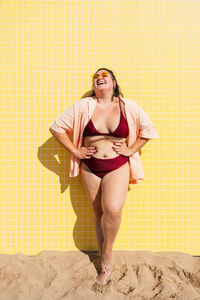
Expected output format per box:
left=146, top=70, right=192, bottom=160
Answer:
left=101, top=191, right=127, bottom=220
left=103, top=205, right=122, bottom=219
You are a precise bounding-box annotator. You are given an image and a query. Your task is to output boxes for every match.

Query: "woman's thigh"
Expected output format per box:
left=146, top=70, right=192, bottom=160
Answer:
left=80, top=161, right=103, bottom=218
left=101, top=162, right=130, bottom=214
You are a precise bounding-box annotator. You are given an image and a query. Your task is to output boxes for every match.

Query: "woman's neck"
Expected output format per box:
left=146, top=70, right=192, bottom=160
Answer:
left=94, top=95, right=118, bottom=104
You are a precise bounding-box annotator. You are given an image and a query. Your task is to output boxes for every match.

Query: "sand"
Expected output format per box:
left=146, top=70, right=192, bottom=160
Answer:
left=0, top=250, right=200, bottom=300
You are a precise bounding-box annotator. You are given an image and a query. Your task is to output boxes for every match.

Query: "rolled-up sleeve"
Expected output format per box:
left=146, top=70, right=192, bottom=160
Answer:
left=136, top=103, right=159, bottom=139
left=49, top=103, right=75, bottom=134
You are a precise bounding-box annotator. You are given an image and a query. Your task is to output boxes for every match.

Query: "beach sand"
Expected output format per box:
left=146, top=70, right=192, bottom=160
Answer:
left=0, top=250, right=200, bottom=300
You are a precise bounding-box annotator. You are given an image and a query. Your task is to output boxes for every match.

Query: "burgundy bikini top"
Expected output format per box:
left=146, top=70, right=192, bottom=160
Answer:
left=83, top=100, right=129, bottom=138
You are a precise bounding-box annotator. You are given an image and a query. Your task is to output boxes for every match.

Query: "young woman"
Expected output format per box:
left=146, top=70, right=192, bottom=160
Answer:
left=49, top=68, right=159, bottom=285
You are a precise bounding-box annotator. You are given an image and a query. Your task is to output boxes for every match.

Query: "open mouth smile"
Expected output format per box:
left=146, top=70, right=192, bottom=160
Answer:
left=97, top=80, right=106, bottom=86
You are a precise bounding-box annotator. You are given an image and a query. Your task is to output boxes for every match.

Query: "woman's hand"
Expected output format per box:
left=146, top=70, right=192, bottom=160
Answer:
left=112, top=142, right=133, bottom=157
left=74, top=146, right=97, bottom=159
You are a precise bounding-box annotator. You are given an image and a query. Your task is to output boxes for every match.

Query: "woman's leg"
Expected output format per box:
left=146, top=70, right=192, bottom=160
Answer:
left=97, top=161, right=130, bottom=284
left=80, top=161, right=104, bottom=256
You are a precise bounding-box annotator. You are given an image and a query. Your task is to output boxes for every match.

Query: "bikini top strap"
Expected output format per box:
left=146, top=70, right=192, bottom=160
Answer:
left=118, top=99, right=126, bottom=120
left=119, top=99, right=122, bottom=112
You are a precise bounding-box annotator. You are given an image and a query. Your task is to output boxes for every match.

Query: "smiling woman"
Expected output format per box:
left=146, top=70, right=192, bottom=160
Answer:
left=49, top=67, right=159, bottom=286
left=90, top=68, right=124, bottom=99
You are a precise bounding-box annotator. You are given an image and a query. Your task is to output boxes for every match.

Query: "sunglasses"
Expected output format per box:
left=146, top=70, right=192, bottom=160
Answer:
left=92, top=71, right=109, bottom=80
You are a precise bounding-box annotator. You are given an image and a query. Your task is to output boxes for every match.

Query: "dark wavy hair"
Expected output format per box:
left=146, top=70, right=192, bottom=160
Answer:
left=91, top=67, right=124, bottom=98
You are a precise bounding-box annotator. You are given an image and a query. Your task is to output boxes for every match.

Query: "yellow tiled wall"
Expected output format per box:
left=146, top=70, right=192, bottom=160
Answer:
left=0, top=0, right=200, bottom=255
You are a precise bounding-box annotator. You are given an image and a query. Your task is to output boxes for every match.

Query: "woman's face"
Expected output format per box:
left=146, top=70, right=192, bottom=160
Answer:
left=92, top=70, right=116, bottom=94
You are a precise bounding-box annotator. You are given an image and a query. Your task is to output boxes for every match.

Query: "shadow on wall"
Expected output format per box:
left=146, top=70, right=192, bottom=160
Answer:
left=37, top=131, right=97, bottom=252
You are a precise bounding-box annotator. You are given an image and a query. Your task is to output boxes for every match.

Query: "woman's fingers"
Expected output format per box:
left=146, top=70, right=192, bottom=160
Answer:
left=85, top=149, right=96, bottom=158
left=113, top=142, right=122, bottom=147
left=81, top=146, right=97, bottom=158
left=113, top=143, right=123, bottom=154
left=87, top=146, right=97, bottom=150
left=114, top=149, right=121, bottom=154
left=113, top=144, right=122, bottom=150
left=86, top=147, right=97, bottom=154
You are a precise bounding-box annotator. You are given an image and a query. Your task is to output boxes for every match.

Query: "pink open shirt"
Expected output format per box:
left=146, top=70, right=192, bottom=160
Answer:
left=50, top=96, right=159, bottom=185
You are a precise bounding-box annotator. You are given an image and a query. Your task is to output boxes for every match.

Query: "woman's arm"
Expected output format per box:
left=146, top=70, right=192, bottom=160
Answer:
left=49, top=128, right=97, bottom=159
left=129, top=137, right=149, bottom=155
left=49, top=101, right=96, bottom=159
left=49, top=128, right=77, bottom=155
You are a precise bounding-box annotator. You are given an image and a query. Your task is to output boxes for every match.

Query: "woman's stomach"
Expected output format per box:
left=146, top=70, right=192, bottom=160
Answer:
left=82, top=135, right=127, bottom=159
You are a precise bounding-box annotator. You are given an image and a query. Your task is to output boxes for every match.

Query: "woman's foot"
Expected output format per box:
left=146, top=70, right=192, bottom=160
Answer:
left=95, top=252, right=113, bottom=285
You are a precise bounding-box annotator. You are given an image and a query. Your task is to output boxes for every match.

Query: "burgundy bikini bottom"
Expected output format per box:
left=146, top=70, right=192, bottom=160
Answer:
left=81, top=155, right=129, bottom=178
